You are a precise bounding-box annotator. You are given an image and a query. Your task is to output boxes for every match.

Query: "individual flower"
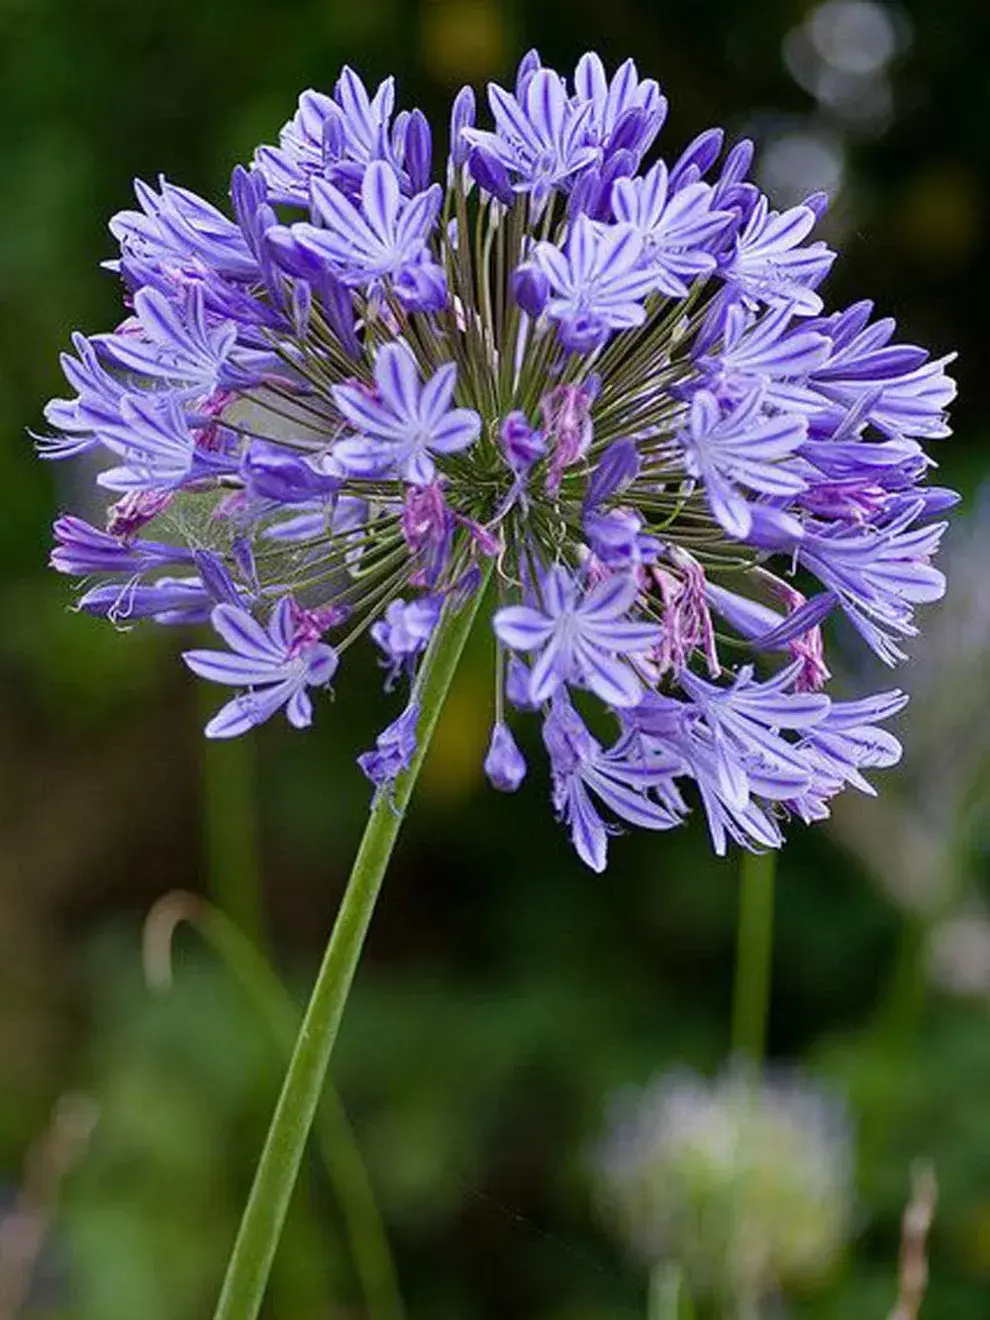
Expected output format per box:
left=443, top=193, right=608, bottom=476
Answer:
left=40, top=49, right=956, bottom=869
left=272, top=161, right=446, bottom=311
left=610, top=162, right=733, bottom=297
left=494, top=566, right=660, bottom=708
left=524, top=214, right=657, bottom=352
left=331, top=340, right=481, bottom=483
left=183, top=600, right=338, bottom=738
left=460, top=66, right=598, bottom=211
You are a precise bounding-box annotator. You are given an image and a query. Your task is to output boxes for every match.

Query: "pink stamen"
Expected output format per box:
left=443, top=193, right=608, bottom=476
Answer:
left=542, top=383, right=595, bottom=497
left=106, top=489, right=174, bottom=540
left=652, top=551, right=720, bottom=677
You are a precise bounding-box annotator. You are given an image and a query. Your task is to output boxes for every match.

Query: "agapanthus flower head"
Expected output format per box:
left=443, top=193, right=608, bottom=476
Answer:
left=41, top=51, right=957, bottom=869
left=594, top=1067, right=853, bottom=1302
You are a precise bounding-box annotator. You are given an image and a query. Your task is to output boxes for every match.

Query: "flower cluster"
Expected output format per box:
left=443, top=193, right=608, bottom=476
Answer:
left=41, top=52, right=957, bottom=870
left=593, top=1067, right=853, bottom=1301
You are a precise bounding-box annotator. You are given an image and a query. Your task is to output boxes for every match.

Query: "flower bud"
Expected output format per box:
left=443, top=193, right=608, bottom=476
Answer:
left=449, top=86, right=476, bottom=168
left=468, top=147, right=515, bottom=206
left=511, top=265, right=550, bottom=318
left=484, top=721, right=527, bottom=792
left=404, top=109, right=432, bottom=192
left=500, top=410, right=545, bottom=472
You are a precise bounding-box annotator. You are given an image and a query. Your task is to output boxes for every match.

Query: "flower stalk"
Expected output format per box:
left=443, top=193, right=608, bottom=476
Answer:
left=731, top=848, right=777, bottom=1063
left=212, top=571, right=490, bottom=1320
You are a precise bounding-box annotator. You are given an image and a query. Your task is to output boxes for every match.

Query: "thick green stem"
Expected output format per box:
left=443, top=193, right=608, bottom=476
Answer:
left=730, top=850, right=777, bottom=1064
left=212, top=572, right=490, bottom=1320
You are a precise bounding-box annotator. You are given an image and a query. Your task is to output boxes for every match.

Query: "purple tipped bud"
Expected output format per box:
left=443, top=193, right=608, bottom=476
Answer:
left=320, top=270, right=361, bottom=359
left=449, top=86, right=476, bottom=168
left=242, top=441, right=338, bottom=504
left=803, top=189, right=830, bottom=220
left=468, top=147, right=515, bottom=206
left=515, top=48, right=542, bottom=98
left=670, top=127, right=724, bottom=189
left=557, top=312, right=609, bottom=354
left=193, top=550, right=245, bottom=607
left=405, top=109, right=432, bottom=192
left=265, top=226, right=325, bottom=280
left=586, top=438, right=640, bottom=507
left=484, top=721, right=527, bottom=792
left=394, top=259, right=448, bottom=312
left=608, top=107, right=649, bottom=158
left=500, top=410, right=546, bottom=472
left=567, top=170, right=600, bottom=221
left=511, top=264, right=550, bottom=318
left=506, top=658, right=539, bottom=711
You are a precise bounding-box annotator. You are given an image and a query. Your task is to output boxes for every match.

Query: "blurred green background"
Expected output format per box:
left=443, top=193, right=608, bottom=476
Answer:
left=1, top=0, right=988, bottom=1316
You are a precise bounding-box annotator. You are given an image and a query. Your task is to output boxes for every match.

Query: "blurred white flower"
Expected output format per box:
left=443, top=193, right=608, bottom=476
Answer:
left=593, top=1068, right=853, bottom=1304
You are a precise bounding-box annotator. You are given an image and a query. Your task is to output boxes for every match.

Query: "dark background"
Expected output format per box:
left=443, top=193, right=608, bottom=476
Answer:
left=1, top=0, right=988, bottom=1316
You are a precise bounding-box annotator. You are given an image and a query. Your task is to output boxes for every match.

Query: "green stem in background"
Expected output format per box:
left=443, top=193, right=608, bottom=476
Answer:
left=201, top=715, right=266, bottom=952
left=649, top=1263, right=688, bottom=1320
left=144, top=894, right=404, bottom=1320
left=730, top=850, right=778, bottom=1064
left=211, top=568, right=492, bottom=1320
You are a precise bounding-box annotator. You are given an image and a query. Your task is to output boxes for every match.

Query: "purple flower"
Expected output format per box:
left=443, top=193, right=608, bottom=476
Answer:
left=332, top=340, right=480, bottom=483
left=484, top=722, right=527, bottom=792
left=358, top=700, right=420, bottom=787
left=37, top=333, right=128, bottom=460
left=274, top=161, right=445, bottom=310
left=798, top=503, right=947, bottom=664
left=494, top=567, right=660, bottom=707
left=40, top=51, right=957, bottom=869
left=50, top=515, right=192, bottom=576
left=371, top=596, right=441, bottom=685
left=808, top=301, right=957, bottom=440
left=462, top=67, right=598, bottom=210
left=611, top=162, right=733, bottom=297
left=94, top=286, right=260, bottom=397
left=572, top=53, right=667, bottom=163
left=253, top=71, right=409, bottom=206
left=629, top=666, right=831, bottom=854
left=110, top=176, right=258, bottom=285
left=528, top=215, right=657, bottom=352
left=184, top=599, right=338, bottom=738
left=724, top=197, right=835, bottom=315
left=677, top=389, right=808, bottom=539
left=543, top=694, right=681, bottom=871
left=795, top=690, right=907, bottom=815
left=89, top=392, right=238, bottom=492
left=695, top=303, right=832, bottom=411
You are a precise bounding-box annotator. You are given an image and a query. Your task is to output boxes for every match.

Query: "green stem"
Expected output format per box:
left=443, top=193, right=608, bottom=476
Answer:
left=730, top=850, right=777, bottom=1064
left=212, top=569, right=491, bottom=1320
left=649, top=1263, right=685, bottom=1320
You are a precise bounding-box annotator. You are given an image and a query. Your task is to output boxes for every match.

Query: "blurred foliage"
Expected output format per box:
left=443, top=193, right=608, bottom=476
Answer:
left=0, top=0, right=988, bottom=1317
